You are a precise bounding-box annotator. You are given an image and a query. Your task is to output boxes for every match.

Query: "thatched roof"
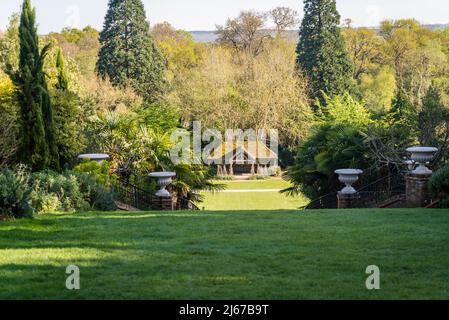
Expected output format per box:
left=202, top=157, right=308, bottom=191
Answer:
left=207, top=140, right=278, bottom=162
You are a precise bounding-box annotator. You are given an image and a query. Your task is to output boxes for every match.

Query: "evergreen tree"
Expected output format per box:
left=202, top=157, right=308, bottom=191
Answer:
left=296, top=0, right=353, bottom=106
left=389, top=89, right=418, bottom=144
left=52, top=48, right=85, bottom=168
left=56, top=48, right=69, bottom=91
left=419, top=86, right=446, bottom=146
left=41, top=71, right=60, bottom=171
left=11, top=0, right=50, bottom=171
left=97, top=0, right=166, bottom=103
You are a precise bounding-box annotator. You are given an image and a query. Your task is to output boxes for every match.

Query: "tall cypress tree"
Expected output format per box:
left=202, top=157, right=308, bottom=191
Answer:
left=296, top=0, right=353, bottom=106
left=41, top=69, right=60, bottom=171
left=56, top=48, right=69, bottom=91
left=97, top=0, right=166, bottom=103
left=51, top=49, right=83, bottom=169
left=12, top=0, right=51, bottom=171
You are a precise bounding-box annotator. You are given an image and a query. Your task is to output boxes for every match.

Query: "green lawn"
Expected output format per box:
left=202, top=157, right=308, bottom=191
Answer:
left=215, top=179, right=293, bottom=190
left=1, top=209, right=449, bottom=299
left=201, top=179, right=308, bottom=210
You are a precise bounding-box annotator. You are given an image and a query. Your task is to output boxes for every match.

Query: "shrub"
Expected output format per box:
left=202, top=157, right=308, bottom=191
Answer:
left=249, top=175, right=267, bottom=181
left=0, top=165, right=34, bottom=218
left=74, top=173, right=117, bottom=211
left=429, top=164, right=449, bottom=208
left=73, top=161, right=117, bottom=210
left=31, top=171, right=89, bottom=213
left=284, top=123, right=371, bottom=200
left=73, top=160, right=116, bottom=188
left=31, top=191, right=60, bottom=213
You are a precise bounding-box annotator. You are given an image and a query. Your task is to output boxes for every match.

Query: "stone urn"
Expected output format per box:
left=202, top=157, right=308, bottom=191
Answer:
left=149, top=172, right=176, bottom=197
left=335, top=169, right=363, bottom=195
left=78, top=153, right=110, bottom=164
left=406, top=147, right=438, bottom=175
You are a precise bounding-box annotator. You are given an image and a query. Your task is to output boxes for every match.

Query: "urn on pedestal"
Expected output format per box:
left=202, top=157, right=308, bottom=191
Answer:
left=335, top=169, right=363, bottom=195
left=149, top=172, right=176, bottom=197
left=406, top=147, right=438, bottom=175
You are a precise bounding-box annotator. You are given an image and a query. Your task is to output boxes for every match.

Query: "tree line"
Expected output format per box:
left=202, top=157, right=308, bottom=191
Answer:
left=1, top=0, right=449, bottom=202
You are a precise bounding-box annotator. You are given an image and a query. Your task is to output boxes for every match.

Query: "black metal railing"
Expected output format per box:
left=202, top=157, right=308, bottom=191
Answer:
left=304, top=170, right=406, bottom=210
left=115, top=179, right=200, bottom=211
left=115, top=179, right=155, bottom=211
left=352, top=173, right=406, bottom=208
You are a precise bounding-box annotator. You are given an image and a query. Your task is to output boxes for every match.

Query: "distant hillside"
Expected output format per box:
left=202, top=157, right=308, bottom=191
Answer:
left=424, top=23, right=449, bottom=30
left=189, top=31, right=218, bottom=43
left=189, top=24, right=449, bottom=43
left=189, top=30, right=298, bottom=43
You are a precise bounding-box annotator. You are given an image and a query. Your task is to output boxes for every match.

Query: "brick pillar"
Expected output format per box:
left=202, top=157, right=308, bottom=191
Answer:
left=152, top=196, right=174, bottom=211
left=337, top=192, right=359, bottom=209
left=406, top=174, right=432, bottom=207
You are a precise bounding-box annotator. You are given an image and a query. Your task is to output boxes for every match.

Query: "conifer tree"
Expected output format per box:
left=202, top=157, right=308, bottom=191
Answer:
left=56, top=48, right=69, bottom=91
left=52, top=48, right=84, bottom=168
left=296, top=0, right=353, bottom=105
left=12, top=0, right=51, bottom=170
left=97, top=0, right=166, bottom=103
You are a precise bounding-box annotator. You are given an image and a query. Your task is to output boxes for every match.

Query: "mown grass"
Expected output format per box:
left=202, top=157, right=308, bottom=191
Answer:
left=0, top=209, right=448, bottom=300
left=215, top=179, right=292, bottom=190
left=202, top=179, right=308, bottom=210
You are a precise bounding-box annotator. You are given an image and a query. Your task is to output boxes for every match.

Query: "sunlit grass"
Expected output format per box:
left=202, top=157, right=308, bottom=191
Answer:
left=201, top=179, right=307, bottom=211
left=1, top=209, right=449, bottom=299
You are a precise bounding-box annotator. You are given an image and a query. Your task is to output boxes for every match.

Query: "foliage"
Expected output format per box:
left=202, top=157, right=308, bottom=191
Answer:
left=73, top=160, right=116, bottom=189
left=72, top=172, right=117, bottom=211
left=216, top=11, right=270, bottom=57
left=284, top=123, right=370, bottom=200
left=342, top=27, right=386, bottom=81
left=0, top=13, right=20, bottom=72
left=152, top=23, right=202, bottom=77
left=429, top=164, right=449, bottom=208
left=0, top=165, right=34, bottom=218
left=79, top=76, right=143, bottom=114
left=359, top=67, right=396, bottom=114
left=31, top=171, right=89, bottom=213
left=419, top=85, right=449, bottom=149
left=55, top=48, right=68, bottom=90
left=47, top=26, right=100, bottom=77
left=171, top=41, right=312, bottom=146
left=270, top=7, right=299, bottom=36
left=97, top=0, right=166, bottom=103
left=172, top=164, right=225, bottom=202
left=0, top=72, right=20, bottom=168
left=296, top=0, right=354, bottom=105
left=88, top=110, right=174, bottom=179
left=317, top=92, right=373, bottom=128
left=50, top=89, right=86, bottom=169
left=9, top=0, right=59, bottom=171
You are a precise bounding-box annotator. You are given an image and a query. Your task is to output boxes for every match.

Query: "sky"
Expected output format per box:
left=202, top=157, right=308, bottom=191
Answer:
left=1, top=0, right=448, bottom=33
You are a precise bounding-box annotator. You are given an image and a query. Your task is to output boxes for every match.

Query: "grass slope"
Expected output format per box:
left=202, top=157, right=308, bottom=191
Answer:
left=1, top=209, right=449, bottom=299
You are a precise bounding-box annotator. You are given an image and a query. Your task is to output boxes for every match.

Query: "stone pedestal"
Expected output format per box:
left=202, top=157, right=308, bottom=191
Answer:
left=152, top=196, right=174, bottom=211
left=337, top=192, right=359, bottom=209
left=405, top=174, right=431, bottom=208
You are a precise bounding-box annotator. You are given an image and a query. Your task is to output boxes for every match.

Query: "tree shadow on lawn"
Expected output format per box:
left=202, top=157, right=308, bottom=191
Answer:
left=1, top=210, right=449, bottom=299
